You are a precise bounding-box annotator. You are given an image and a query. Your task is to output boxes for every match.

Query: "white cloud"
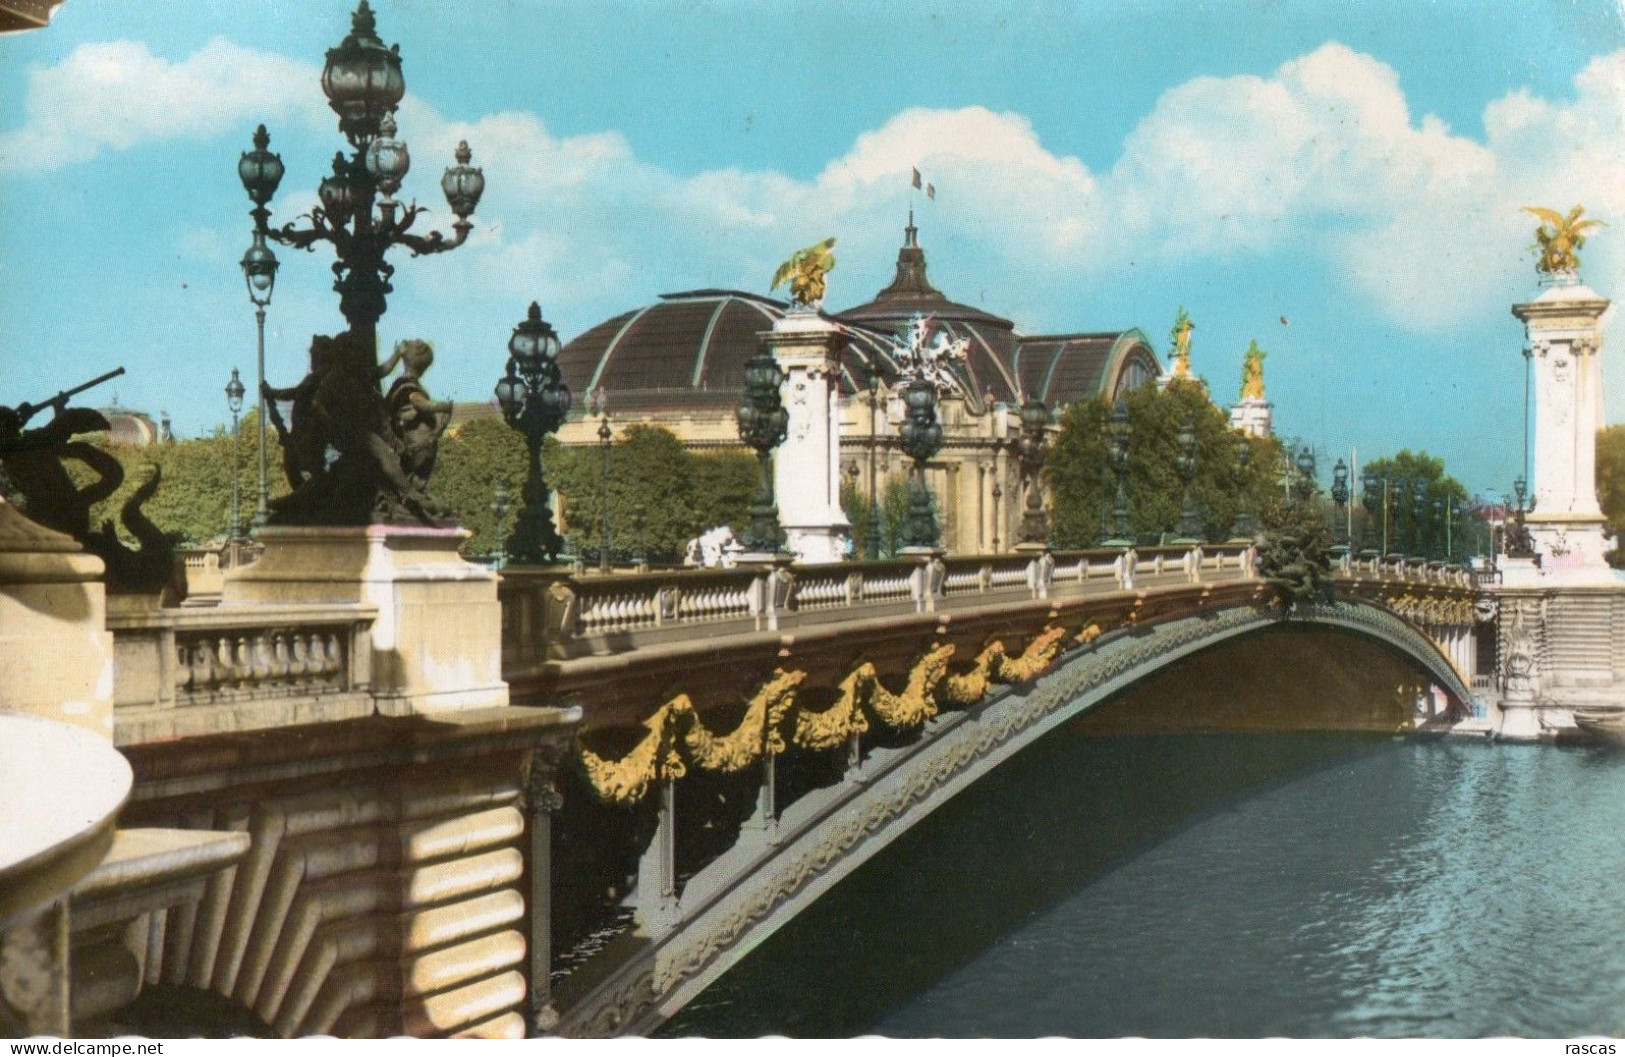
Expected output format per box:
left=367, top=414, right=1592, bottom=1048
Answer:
left=9, top=33, right=1624, bottom=339
left=0, top=37, right=323, bottom=174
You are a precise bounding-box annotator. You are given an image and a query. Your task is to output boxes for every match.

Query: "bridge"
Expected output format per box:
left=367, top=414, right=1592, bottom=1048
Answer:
left=3, top=5, right=1620, bottom=1040
left=497, top=544, right=1479, bottom=1033
left=1, top=522, right=1490, bottom=1038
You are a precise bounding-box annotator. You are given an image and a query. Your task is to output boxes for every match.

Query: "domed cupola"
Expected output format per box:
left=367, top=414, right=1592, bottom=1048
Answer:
left=836, top=215, right=1022, bottom=408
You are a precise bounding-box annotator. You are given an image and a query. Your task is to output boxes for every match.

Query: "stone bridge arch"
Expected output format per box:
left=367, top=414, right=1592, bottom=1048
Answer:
left=552, top=595, right=1471, bottom=1035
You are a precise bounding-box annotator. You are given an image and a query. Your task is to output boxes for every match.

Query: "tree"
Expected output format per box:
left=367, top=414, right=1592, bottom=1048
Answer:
left=1358, top=450, right=1471, bottom=558
left=1048, top=379, right=1285, bottom=547
left=433, top=415, right=531, bottom=557
left=1597, top=426, right=1625, bottom=566
left=842, top=476, right=928, bottom=558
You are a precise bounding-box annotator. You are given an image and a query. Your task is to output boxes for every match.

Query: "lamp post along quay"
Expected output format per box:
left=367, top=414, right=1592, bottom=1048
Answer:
left=225, top=368, right=245, bottom=542
left=1012, top=397, right=1052, bottom=552
left=221, top=1, right=509, bottom=720
left=496, top=303, right=571, bottom=565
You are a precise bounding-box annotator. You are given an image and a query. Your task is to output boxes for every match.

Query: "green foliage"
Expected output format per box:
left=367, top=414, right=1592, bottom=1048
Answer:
left=841, top=477, right=923, bottom=558
left=1358, top=449, right=1472, bottom=557
left=1597, top=426, right=1625, bottom=565
left=434, top=415, right=531, bottom=556
left=1048, top=379, right=1284, bottom=547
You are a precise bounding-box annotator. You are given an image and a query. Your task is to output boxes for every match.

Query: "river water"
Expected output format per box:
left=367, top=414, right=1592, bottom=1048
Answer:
left=662, top=732, right=1625, bottom=1037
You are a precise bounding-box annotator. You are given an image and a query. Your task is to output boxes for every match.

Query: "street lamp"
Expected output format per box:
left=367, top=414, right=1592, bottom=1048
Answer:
left=1230, top=430, right=1255, bottom=541
left=240, top=1, right=485, bottom=526
left=736, top=347, right=789, bottom=553
left=866, top=357, right=884, bottom=560
left=1105, top=398, right=1132, bottom=546
left=590, top=387, right=612, bottom=573
left=495, top=303, right=570, bottom=563
left=490, top=477, right=510, bottom=568
left=1411, top=477, right=1430, bottom=558
left=897, top=379, right=946, bottom=551
left=1013, top=397, right=1051, bottom=548
left=1175, top=412, right=1201, bottom=541
left=1361, top=466, right=1382, bottom=553
left=1294, top=446, right=1317, bottom=504
left=1390, top=475, right=1409, bottom=554
left=225, top=368, right=245, bottom=542
left=1331, top=457, right=1350, bottom=548
left=238, top=126, right=281, bottom=528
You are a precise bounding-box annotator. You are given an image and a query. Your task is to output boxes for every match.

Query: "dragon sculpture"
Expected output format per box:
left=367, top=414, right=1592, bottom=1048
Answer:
left=770, top=237, right=837, bottom=309
left=1525, top=204, right=1605, bottom=276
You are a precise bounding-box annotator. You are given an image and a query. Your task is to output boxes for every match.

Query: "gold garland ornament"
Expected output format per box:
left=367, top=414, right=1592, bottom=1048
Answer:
left=578, top=669, right=804, bottom=804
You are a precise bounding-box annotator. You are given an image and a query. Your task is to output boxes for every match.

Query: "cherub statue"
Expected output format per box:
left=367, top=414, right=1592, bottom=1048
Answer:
left=1169, top=306, right=1193, bottom=379
left=1240, top=340, right=1267, bottom=401
left=386, top=339, right=454, bottom=490
left=771, top=237, right=837, bottom=309
left=1525, top=204, right=1605, bottom=276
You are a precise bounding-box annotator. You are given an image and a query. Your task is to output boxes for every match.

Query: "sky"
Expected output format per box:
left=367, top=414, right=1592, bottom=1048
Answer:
left=2, top=0, right=1625, bottom=498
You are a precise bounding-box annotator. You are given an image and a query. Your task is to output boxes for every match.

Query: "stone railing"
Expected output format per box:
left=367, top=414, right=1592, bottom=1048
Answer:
left=1340, top=551, right=1476, bottom=589
left=500, top=542, right=1263, bottom=664
left=107, top=602, right=377, bottom=746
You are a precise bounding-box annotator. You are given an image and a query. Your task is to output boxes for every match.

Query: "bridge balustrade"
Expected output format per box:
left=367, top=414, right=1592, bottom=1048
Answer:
left=497, top=543, right=1274, bottom=666
left=106, top=603, right=377, bottom=746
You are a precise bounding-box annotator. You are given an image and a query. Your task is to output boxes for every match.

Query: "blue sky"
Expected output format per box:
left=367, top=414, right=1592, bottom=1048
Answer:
left=2, top=0, right=1624, bottom=498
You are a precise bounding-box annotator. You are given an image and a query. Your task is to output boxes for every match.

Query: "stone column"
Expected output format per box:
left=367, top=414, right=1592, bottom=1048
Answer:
left=765, top=314, right=851, bottom=564
left=1512, top=281, right=1613, bottom=584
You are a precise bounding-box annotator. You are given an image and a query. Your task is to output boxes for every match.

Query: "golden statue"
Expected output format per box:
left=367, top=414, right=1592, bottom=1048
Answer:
left=771, top=237, right=837, bottom=308
left=1240, top=340, right=1267, bottom=401
left=1525, top=204, right=1605, bottom=275
left=1169, top=306, right=1193, bottom=379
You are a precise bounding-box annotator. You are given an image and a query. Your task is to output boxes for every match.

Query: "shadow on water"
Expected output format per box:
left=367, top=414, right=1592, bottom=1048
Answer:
left=659, top=626, right=1429, bottom=1037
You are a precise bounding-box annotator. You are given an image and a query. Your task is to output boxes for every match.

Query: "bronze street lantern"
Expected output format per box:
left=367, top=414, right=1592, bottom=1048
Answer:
left=1013, top=398, right=1051, bottom=548
left=1105, top=398, right=1132, bottom=546
left=495, top=303, right=570, bottom=563
left=736, top=348, right=789, bottom=553
left=897, top=379, right=945, bottom=550
left=1231, top=431, right=1256, bottom=541
left=241, top=1, right=485, bottom=527
left=225, top=368, right=245, bottom=541
left=1175, top=412, right=1202, bottom=541
left=1361, top=466, right=1383, bottom=553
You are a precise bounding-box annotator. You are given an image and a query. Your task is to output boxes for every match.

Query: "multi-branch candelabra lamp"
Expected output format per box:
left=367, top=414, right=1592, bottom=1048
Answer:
left=494, top=304, right=570, bottom=563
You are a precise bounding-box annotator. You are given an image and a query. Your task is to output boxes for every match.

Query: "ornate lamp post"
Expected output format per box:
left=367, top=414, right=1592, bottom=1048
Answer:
left=237, top=130, right=281, bottom=528
left=1434, top=496, right=1449, bottom=561
left=1294, top=447, right=1317, bottom=503
left=1175, top=412, right=1202, bottom=541
left=1390, top=475, right=1410, bottom=553
left=897, top=379, right=946, bottom=551
left=225, top=368, right=246, bottom=541
left=1331, top=457, right=1350, bottom=548
left=495, top=303, right=570, bottom=563
left=1013, top=397, right=1051, bottom=548
left=589, top=387, right=612, bottom=573
left=489, top=477, right=510, bottom=569
left=866, top=358, right=884, bottom=560
left=736, top=348, right=789, bottom=553
left=1361, top=466, right=1382, bottom=553
left=1231, top=431, right=1255, bottom=541
left=1412, top=477, right=1430, bottom=558
left=240, top=1, right=485, bottom=525
left=1104, top=398, right=1132, bottom=547
left=632, top=510, right=648, bottom=569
